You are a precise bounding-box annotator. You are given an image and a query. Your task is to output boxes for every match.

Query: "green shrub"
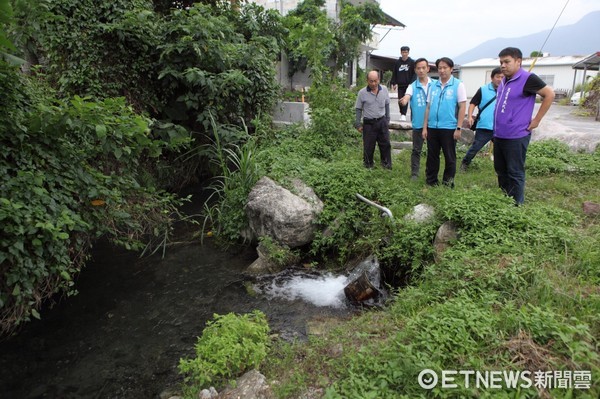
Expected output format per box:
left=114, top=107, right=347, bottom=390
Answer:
left=433, top=187, right=574, bottom=258
left=0, top=62, right=184, bottom=334
left=179, top=311, right=270, bottom=391
left=527, top=139, right=600, bottom=176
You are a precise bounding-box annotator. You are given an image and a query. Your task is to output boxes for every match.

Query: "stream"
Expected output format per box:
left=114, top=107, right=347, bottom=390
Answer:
left=0, top=230, right=356, bottom=398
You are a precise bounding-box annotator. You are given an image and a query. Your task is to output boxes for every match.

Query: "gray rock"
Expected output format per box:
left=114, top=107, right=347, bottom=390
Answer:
left=433, top=221, right=459, bottom=262
left=298, top=387, right=325, bottom=399
left=246, top=241, right=288, bottom=275
left=404, top=204, right=435, bottom=223
left=198, top=387, right=218, bottom=399
left=390, top=141, right=413, bottom=149
left=199, top=390, right=213, bottom=399
left=458, top=128, right=475, bottom=145
left=159, top=390, right=180, bottom=399
left=217, top=370, right=273, bottom=399
left=245, top=177, right=323, bottom=248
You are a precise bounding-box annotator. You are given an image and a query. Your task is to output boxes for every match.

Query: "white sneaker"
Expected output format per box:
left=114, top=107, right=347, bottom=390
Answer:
left=400, top=115, right=406, bottom=122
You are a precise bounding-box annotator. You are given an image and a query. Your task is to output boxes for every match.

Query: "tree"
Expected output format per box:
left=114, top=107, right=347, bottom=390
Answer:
left=283, top=0, right=385, bottom=85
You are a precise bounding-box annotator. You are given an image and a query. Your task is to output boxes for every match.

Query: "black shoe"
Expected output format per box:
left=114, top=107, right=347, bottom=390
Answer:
left=460, top=162, right=468, bottom=172
left=443, top=179, right=455, bottom=189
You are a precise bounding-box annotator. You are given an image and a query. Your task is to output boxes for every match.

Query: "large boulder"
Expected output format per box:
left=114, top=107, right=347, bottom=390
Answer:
left=245, top=177, right=323, bottom=248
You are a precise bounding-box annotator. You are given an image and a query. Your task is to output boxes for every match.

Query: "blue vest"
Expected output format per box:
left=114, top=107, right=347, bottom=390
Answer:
left=428, top=76, right=461, bottom=129
left=476, top=83, right=497, bottom=131
left=409, top=78, right=434, bottom=129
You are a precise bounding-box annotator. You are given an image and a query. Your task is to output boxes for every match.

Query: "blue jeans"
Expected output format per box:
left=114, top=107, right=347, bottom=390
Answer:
left=493, top=134, right=531, bottom=205
left=462, top=129, right=493, bottom=165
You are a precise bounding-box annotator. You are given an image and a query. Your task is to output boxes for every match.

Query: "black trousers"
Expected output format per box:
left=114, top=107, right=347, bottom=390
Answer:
left=363, top=118, right=391, bottom=169
left=411, top=128, right=424, bottom=177
left=493, top=135, right=531, bottom=205
left=397, top=86, right=409, bottom=115
left=425, top=128, right=456, bottom=186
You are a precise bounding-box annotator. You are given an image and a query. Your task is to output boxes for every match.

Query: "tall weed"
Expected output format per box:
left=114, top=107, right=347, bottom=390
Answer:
left=201, top=117, right=259, bottom=245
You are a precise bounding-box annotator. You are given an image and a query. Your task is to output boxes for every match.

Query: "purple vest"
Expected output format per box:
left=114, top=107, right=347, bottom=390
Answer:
left=494, top=68, right=535, bottom=139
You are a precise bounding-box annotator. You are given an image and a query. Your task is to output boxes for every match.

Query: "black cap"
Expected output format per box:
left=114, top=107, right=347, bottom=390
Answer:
left=401, top=46, right=410, bottom=51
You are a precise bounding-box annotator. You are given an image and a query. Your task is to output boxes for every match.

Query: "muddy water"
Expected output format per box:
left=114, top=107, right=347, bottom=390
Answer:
left=0, top=238, right=353, bottom=398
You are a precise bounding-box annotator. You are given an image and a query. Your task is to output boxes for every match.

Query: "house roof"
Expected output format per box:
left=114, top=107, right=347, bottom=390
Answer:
left=380, top=12, right=405, bottom=28
left=572, top=52, right=600, bottom=71
left=461, top=55, right=591, bottom=69
left=347, top=0, right=405, bottom=27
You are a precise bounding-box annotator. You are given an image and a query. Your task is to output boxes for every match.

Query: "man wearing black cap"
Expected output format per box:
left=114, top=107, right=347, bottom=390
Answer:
left=391, top=46, right=416, bottom=122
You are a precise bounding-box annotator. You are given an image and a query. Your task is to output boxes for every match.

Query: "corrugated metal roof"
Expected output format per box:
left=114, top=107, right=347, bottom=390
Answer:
left=461, top=55, right=592, bottom=69
left=572, top=52, right=600, bottom=70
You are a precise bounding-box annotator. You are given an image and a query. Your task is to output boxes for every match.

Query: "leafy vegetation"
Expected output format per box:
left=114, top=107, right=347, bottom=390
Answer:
left=0, top=60, right=187, bottom=333
left=201, top=117, right=260, bottom=245
left=192, top=80, right=600, bottom=397
left=582, top=74, right=600, bottom=112
left=8, top=0, right=285, bottom=189
left=253, top=126, right=600, bottom=397
left=0, top=0, right=14, bottom=53
left=178, top=310, right=270, bottom=394
left=284, top=0, right=384, bottom=84
left=1, top=0, right=289, bottom=334
left=4, top=0, right=599, bottom=396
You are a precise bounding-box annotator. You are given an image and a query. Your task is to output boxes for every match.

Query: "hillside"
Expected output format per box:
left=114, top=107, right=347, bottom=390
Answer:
left=455, top=11, right=600, bottom=64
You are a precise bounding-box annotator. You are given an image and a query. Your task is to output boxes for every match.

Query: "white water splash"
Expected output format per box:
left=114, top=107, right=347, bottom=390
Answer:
left=256, top=272, right=348, bottom=308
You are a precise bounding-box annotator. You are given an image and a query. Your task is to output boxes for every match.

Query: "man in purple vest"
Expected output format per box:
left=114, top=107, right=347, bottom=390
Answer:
left=493, top=47, right=555, bottom=205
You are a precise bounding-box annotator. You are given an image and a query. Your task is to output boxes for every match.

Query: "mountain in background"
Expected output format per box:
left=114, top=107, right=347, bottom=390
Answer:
left=454, top=11, right=600, bottom=65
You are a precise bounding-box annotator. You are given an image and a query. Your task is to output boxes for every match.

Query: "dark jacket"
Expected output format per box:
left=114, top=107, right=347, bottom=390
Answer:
left=390, top=57, right=416, bottom=87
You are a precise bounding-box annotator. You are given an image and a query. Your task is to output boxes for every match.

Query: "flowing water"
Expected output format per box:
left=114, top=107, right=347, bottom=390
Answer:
left=0, top=234, right=359, bottom=398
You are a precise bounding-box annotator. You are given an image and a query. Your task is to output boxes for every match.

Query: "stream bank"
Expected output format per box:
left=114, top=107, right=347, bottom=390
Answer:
left=0, top=236, right=353, bottom=398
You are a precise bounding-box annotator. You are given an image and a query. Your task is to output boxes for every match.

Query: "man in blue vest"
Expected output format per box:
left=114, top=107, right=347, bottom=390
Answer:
left=493, top=47, right=555, bottom=205
left=400, top=58, right=434, bottom=180
left=460, top=67, right=503, bottom=171
left=422, top=57, right=466, bottom=187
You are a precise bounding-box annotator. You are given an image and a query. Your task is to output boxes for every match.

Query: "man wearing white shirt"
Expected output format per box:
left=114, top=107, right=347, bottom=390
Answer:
left=400, top=58, right=434, bottom=180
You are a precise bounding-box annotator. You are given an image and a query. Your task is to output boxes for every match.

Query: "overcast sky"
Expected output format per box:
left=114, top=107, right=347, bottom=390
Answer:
left=372, top=0, right=600, bottom=61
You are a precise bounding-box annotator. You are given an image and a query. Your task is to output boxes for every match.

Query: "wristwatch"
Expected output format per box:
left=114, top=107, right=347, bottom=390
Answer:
left=456, top=127, right=461, bottom=130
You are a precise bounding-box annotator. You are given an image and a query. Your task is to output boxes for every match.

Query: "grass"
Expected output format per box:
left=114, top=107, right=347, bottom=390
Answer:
left=259, top=142, right=600, bottom=399
left=196, top=80, right=599, bottom=397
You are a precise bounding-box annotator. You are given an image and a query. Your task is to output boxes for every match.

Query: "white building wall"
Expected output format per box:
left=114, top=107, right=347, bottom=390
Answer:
left=250, top=0, right=342, bottom=89
left=460, top=68, right=495, bottom=98
left=250, top=0, right=340, bottom=19
left=461, top=63, right=598, bottom=98
left=249, top=1, right=385, bottom=89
